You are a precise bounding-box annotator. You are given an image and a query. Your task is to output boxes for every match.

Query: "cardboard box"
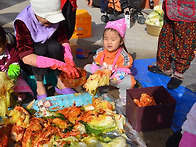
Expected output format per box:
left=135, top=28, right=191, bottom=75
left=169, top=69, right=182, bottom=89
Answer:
left=126, top=86, right=177, bottom=132
left=71, top=9, right=91, bottom=39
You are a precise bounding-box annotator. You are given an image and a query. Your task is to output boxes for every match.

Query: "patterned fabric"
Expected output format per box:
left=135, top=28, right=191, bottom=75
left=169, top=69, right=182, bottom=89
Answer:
left=156, top=15, right=196, bottom=74
left=0, top=44, right=19, bottom=72
left=166, top=0, right=196, bottom=22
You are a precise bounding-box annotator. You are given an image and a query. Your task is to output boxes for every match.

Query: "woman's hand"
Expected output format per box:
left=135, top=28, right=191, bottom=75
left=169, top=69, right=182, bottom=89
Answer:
left=86, top=0, right=93, bottom=6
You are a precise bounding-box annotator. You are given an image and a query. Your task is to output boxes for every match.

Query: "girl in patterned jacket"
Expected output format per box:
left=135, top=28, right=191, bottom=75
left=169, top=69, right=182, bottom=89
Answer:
left=148, top=0, right=196, bottom=89
left=84, top=18, right=136, bottom=105
left=0, top=26, right=33, bottom=101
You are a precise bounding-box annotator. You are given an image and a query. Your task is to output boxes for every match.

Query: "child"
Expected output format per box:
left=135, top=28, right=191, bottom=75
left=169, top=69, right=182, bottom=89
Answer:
left=148, top=0, right=196, bottom=89
left=166, top=102, right=196, bottom=147
left=0, top=26, right=33, bottom=101
left=84, top=18, right=136, bottom=105
left=14, top=0, right=80, bottom=100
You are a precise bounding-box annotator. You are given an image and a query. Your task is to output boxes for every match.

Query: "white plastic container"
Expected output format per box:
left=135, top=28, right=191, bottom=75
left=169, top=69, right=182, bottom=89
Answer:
left=125, top=11, right=130, bottom=28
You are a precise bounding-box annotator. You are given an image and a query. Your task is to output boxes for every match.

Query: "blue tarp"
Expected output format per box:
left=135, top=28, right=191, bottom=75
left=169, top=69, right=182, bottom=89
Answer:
left=132, top=58, right=196, bottom=132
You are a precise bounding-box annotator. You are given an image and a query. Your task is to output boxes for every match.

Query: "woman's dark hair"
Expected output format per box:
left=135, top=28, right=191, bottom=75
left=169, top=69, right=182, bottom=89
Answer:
left=103, top=28, right=128, bottom=53
left=0, top=26, right=6, bottom=44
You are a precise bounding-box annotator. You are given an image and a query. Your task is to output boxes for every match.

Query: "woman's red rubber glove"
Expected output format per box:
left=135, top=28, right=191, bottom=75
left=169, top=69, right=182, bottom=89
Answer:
left=64, top=57, right=75, bottom=67
left=36, top=56, right=79, bottom=78
left=63, top=44, right=76, bottom=67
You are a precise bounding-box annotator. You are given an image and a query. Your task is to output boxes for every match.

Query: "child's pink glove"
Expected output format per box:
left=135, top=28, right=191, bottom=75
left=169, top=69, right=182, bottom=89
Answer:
left=36, top=56, right=79, bottom=78
left=90, top=63, right=101, bottom=73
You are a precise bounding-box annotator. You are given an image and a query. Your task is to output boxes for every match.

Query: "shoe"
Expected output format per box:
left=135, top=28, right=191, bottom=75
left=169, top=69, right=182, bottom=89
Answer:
left=148, top=65, right=172, bottom=76
left=37, top=94, right=47, bottom=100
left=133, top=80, right=142, bottom=88
left=120, top=97, right=126, bottom=105
left=167, top=72, right=184, bottom=89
left=167, top=77, right=183, bottom=89
left=55, top=86, right=76, bottom=95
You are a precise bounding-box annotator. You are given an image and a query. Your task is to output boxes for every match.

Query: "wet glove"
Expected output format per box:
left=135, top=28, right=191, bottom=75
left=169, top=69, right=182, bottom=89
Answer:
left=63, top=44, right=73, bottom=59
left=63, top=44, right=75, bottom=67
left=7, top=64, right=20, bottom=81
left=64, top=57, right=75, bottom=67
left=36, top=56, right=79, bottom=78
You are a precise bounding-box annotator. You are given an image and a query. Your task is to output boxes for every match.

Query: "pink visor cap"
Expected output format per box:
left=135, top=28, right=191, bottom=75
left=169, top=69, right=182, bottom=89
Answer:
left=104, top=18, right=127, bottom=38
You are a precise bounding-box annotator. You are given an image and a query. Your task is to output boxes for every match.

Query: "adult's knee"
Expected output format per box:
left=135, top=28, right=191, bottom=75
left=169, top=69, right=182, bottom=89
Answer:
left=47, top=40, right=63, bottom=55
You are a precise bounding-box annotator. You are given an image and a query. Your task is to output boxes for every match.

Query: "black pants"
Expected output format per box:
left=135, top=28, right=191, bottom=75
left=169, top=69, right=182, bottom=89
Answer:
left=166, top=129, right=182, bottom=147
left=21, top=39, right=64, bottom=79
left=62, top=0, right=76, bottom=40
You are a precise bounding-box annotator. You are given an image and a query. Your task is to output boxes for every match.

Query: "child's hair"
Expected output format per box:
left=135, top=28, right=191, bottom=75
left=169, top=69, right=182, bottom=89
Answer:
left=0, top=26, right=6, bottom=44
left=103, top=28, right=128, bottom=53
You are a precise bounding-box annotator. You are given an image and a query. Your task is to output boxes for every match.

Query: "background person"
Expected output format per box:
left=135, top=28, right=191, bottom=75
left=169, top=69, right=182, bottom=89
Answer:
left=0, top=26, right=33, bottom=102
left=166, top=102, right=196, bottom=147
left=148, top=0, right=196, bottom=89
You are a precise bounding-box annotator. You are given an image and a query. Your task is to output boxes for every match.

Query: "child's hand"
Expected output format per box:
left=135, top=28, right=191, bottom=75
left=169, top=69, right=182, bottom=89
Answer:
left=8, top=64, right=20, bottom=81
left=110, top=77, right=118, bottom=85
left=90, top=63, right=103, bottom=73
left=110, top=70, right=127, bottom=84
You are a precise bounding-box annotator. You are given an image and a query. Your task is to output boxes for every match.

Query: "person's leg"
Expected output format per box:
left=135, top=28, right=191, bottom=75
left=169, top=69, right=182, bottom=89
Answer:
left=84, top=64, right=93, bottom=77
left=179, top=131, right=196, bottom=147
left=148, top=15, right=174, bottom=75
left=33, top=42, right=50, bottom=98
left=113, top=75, right=135, bottom=105
left=167, top=21, right=196, bottom=89
left=35, top=75, right=46, bottom=97
left=166, top=129, right=182, bottom=147
left=62, top=0, right=76, bottom=40
left=156, top=16, right=174, bottom=71
left=46, top=39, right=76, bottom=94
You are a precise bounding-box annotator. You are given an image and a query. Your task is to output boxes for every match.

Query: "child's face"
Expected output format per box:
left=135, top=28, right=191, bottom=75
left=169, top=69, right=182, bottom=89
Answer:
left=36, top=15, right=51, bottom=26
left=103, top=30, right=123, bottom=52
left=0, top=42, right=6, bottom=55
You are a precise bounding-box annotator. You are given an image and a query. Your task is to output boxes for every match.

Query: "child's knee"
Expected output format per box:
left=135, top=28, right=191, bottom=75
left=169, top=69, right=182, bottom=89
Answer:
left=84, top=64, right=93, bottom=73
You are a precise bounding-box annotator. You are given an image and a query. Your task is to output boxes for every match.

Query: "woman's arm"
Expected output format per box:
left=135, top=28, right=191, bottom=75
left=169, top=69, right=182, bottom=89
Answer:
left=14, top=20, right=35, bottom=63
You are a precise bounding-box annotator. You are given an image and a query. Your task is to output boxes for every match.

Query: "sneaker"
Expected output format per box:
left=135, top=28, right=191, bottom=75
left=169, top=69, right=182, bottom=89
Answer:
left=148, top=65, right=173, bottom=76
left=120, top=97, right=126, bottom=105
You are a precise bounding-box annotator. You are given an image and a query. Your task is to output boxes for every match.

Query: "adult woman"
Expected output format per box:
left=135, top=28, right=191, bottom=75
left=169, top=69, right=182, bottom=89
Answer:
left=148, top=0, right=196, bottom=89
left=14, top=0, right=79, bottom=99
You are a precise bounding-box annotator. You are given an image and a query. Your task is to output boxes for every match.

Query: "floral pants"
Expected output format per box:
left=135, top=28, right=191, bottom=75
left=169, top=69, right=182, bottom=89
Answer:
left=156, top=15, right=196, bottom=74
